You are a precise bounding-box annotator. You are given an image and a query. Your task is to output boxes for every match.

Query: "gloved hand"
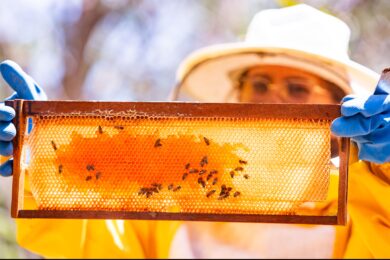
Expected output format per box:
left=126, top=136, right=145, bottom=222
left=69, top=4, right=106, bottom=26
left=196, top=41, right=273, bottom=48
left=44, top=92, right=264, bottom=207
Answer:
left=0, top=60, right=47, bottom=176
left=331, top=69, right=390, bottom=164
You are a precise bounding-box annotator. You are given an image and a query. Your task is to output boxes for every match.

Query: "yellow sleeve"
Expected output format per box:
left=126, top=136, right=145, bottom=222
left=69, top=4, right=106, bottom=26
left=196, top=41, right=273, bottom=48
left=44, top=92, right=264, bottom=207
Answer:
left=16, top=175, right=181, bottom=258
left=17, top=218, right=180, bottom=258
left=342, top=149, right=390, bottom=258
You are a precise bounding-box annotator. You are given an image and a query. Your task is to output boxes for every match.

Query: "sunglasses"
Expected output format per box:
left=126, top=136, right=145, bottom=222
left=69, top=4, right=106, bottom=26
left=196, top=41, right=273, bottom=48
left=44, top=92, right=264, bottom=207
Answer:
left=239, top=73, right=316, bottom=101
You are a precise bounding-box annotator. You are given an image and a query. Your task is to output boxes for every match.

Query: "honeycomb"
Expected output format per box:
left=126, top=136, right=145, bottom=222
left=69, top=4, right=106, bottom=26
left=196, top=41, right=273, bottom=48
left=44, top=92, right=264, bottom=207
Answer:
left=21, top=112, right=332, bottom=216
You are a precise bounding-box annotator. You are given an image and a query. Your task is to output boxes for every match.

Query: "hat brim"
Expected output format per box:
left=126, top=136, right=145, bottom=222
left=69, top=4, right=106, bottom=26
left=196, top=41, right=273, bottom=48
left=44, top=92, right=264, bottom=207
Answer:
left=174, top=43, right=380, bottom=102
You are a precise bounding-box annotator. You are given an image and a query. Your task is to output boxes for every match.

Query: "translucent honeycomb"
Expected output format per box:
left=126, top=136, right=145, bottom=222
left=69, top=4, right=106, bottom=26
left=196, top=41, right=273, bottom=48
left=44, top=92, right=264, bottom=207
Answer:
left=22, top=113, right=333, bottom=216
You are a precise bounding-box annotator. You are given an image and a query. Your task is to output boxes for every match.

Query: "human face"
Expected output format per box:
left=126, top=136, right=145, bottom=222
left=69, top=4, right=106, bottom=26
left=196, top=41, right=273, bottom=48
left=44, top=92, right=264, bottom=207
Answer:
left=238, top=65, right=338, bottom=104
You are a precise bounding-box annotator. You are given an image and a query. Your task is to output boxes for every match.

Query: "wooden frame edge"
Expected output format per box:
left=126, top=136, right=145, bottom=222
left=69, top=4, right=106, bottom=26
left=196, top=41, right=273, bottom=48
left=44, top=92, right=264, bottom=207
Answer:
left=17, top=210, right=339, bottom=224
left=337, top=137, right=350, bottom=225
left=24, top=100, right=341, bottom=120
left=6, top=100, right=25, bottom=218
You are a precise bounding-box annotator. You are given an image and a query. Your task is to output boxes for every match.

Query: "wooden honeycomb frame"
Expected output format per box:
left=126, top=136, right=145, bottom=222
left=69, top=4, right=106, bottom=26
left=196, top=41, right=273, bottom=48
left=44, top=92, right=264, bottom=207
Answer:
left=5, top=100, right=349, bottom=225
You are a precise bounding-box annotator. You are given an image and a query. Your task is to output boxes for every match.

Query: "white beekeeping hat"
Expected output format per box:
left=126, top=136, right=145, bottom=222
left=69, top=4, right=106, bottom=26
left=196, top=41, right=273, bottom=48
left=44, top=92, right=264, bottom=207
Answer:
left=173, top=4, right=379, bottom=102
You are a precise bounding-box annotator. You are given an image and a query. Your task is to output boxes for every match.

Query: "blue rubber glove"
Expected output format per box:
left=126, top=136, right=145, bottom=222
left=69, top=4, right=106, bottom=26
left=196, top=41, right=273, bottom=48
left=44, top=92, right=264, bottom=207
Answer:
left=0, top=60, right=47, bottom=176
left=331, top=69, right=390, bottom=163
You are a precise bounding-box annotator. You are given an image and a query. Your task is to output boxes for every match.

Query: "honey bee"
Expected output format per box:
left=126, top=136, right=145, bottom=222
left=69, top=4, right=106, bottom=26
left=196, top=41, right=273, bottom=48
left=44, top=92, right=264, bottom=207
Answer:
left=212, top=178, right=218, bottom=185
left=182, top=173, right=188, bottom=180
left=114, top=125, right=124, bottom=130
left=234, top=191, right=241, bottom=197
left=218, top=193, right=229, bottom=200
left=206, top=173, right=213, bottom=181
left=151, top=187, right=159, bottom=193
left=152, top=183, right=163, bottom=191
left=98, top=125, right=103, bottom=134
left=204, top=137, right=210, bottom=146
left=199, top=169, right=207, bottom=175
left=138, top=188, right=147, bottom=195
left=86, top=176, right=92, bottom=181
left=185, top=163, right=190, bottom=170
left=206, top=190, right=216, bottom=198
left=200, top=156, right=208, bottom=167
left=244, top=174, right=249, bottom=179
left=173, top=185, right=181, bottom=192
left=86, top=164, right=95, bottom=171
left=230, top=171, right=235, bottom=178
left=95, top=172, right=101, bottom=180
left=51, top=140, right=57, bottom=151
left=209, top=170, right=218, bottom=175
left=189, top=168, right=199, bottom=174
left=58, top=164, right=63, bottom=174
left=168, top=184, right=174, bottom=190
left=226, top=187, right=232, bottom=192
left=198, top=177, right=206, bottom=188
left=146, top=191, right=153, bottom=198
left=239, top=160, right=247, bottom=165
left=235, top=167, right=244, bottom=171
left=154, top=139, right=162, bottom=148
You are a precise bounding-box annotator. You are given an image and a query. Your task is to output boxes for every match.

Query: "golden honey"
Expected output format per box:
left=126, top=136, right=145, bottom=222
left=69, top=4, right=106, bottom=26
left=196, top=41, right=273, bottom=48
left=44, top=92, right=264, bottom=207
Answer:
left=22, top=114, right=333, bottom=215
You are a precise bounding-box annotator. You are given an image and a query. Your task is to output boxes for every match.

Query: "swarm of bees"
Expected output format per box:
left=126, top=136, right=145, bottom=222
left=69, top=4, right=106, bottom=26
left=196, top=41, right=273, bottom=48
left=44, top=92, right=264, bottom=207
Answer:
left=140, top=135, right=249, bottom=200
left=52, top=132, right=250, bottom=201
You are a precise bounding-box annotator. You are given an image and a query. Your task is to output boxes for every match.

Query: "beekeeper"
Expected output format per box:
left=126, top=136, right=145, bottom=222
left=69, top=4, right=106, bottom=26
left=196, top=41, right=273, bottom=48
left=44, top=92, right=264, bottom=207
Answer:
left=0, top=4, right=389, bottom=259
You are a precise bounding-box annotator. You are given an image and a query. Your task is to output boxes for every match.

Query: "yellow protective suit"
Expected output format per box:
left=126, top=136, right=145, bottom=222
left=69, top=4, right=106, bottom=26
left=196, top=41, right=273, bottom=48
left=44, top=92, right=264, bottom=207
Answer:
left=15, top=144, right=390, bottom=258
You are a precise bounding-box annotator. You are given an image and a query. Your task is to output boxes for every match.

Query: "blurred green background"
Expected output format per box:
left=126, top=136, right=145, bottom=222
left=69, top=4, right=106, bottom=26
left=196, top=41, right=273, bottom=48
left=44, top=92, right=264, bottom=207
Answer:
left=0, top=0, right=389, bottom=258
